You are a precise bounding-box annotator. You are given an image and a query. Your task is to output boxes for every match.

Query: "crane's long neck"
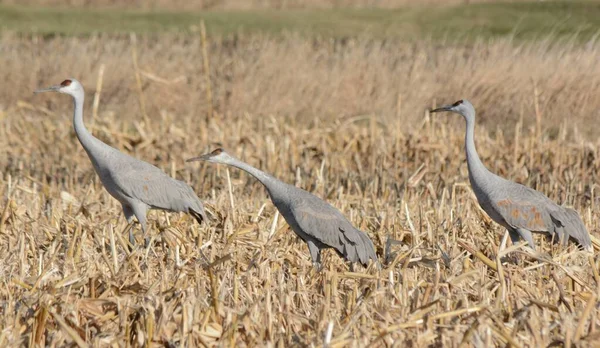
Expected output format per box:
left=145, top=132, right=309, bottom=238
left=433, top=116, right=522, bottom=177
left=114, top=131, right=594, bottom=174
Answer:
left=464, top=114, right=491, bottom=185
left=72, top=92, right=109, bottom=165
left=227, top=158, right=279, bottom=191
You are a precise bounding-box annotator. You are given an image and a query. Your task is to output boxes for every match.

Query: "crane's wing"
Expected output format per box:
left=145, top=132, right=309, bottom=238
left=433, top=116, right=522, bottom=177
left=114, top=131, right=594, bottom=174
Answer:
left=109, top=159, right=206, bottom=222
left=289, top=194, right=377, bottom=265
left=492, top=193, right=591, bottom=251
left=492, top=198, right=554, bottom=233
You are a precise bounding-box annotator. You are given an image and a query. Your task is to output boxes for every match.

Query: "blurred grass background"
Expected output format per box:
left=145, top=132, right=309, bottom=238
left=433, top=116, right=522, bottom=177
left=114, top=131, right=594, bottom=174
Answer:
left=0, top=1, right=599, bottom=41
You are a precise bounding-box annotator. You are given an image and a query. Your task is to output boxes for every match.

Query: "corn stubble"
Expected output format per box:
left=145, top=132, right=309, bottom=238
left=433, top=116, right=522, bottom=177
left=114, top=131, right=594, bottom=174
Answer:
left=0, top=33, right=599, bottom=346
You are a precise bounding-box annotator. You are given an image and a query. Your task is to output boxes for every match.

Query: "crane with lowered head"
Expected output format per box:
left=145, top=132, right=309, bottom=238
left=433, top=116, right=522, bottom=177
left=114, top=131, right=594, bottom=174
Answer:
left=187, top=148, right=379, bottom=270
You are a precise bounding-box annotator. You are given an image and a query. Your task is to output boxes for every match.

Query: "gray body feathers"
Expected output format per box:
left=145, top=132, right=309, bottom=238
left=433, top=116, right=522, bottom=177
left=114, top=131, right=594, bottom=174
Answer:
left=94, top=146, right=206, bottom=223
left=268, top=182, right=378, bottom=266
left=473, top=170, right=592, bottom=250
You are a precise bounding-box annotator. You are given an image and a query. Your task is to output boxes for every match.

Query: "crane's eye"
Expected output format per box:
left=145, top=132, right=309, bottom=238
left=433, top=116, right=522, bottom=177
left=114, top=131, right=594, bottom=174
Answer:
left=212, top=148, right=223, bottom=155
left=452, top=100, right=463, bottom=107
left=60, top=79, right=72, bottom=87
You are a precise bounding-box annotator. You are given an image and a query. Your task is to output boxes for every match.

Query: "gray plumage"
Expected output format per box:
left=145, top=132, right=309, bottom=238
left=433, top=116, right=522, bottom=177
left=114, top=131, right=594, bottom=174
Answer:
left=35, top=78, right=206, bottom=246
left=431, top=99, right=592, bottom=252
left=187, top=148, right=378, bottom=269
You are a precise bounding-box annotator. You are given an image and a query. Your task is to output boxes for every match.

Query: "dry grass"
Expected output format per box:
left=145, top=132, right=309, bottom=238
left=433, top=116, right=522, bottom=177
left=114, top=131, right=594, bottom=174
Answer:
left=2, top=33, right=599, bottom=137
left=0, top=33, right=599, bottom=346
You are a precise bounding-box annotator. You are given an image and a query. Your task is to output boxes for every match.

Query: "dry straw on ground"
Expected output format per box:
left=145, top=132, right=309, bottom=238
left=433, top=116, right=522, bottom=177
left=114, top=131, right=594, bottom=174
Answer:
left=0, top=33, right=599, bottom=346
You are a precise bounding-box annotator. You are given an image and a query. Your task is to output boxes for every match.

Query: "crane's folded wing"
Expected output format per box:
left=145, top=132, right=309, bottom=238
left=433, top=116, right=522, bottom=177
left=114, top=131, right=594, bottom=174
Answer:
left=110, top=163, right=202, bottom=213
left=290, top=197, right=375, bottom=263
left=492, top=198, right=553, bottom=232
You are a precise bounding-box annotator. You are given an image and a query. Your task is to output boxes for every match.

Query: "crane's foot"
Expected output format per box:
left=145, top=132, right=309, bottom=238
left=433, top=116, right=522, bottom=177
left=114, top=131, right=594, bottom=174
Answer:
left=499, top=254, right=520, bottom=265
left=499, top=249, right=539, bottom=265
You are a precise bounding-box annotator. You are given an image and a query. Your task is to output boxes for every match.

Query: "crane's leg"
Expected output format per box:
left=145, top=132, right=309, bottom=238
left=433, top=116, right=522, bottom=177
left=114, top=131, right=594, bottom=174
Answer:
left=515, top=227, right=536, bottom=251
left=307, top=240, right=322, bottom=271
left=130, top=202, right=149, bottom=249
left=502, top=227, right=535, bottom=264
left=122, top=204, right=136, bottom=248
left=506, top=228, right=521, bottom=246
left=554, top=227, right=568, bottom=247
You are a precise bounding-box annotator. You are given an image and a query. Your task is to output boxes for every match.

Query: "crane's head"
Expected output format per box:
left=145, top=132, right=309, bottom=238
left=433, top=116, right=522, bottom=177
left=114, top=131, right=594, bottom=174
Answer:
left=186, top=148, right=234, bottom=164
left=430, top=99, right=475, bottom=118
left=34, top=78, right=83, bottom=97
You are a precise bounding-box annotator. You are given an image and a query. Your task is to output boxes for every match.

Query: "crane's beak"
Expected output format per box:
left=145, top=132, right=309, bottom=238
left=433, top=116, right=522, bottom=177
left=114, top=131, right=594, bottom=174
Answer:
left=34, top=85, right=60, bottom=94
left=186, top=154, right=211, bottom=163
left=430, top=105, right=453, bottom=113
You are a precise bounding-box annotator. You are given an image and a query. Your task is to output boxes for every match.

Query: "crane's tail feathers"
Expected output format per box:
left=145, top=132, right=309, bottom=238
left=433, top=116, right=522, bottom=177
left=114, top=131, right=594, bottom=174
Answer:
left=345, top=244, right=358, bottom=265
left=550, top=208, right=593, bottom=252
left=563, top=208, right=592, bottom=251
left=339, top=228, right=379, bottom=266
left=356, top=233, right=378, bottom=267
left=190, top=208, right=207, bottom=225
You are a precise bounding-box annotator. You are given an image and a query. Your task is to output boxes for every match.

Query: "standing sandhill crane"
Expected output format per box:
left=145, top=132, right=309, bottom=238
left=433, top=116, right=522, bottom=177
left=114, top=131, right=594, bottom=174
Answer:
left=430, top=99, right=592, bottom=252
left=35, top=78, right=206, bottom=246
left=187, top=149, right=378, bottom=269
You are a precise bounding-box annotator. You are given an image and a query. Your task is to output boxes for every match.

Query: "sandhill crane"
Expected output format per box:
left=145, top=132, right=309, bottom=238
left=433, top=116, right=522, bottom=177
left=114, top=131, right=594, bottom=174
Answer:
left=35, top=78, right=206, bottom=247
left=187, top=148, right=378, bottom=269
left=431, top=99, right=592, bottom=252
